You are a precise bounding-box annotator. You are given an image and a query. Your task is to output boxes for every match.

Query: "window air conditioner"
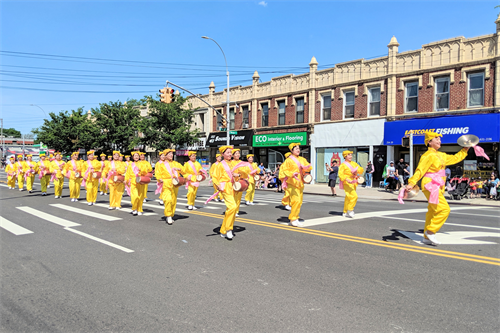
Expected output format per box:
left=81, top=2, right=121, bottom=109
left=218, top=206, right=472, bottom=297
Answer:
left=243, top=124, right=249, bottom=128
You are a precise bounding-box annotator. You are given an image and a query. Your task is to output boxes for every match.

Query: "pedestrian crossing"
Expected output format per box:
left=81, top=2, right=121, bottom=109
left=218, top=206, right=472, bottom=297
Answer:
left=0, top=216, right=34, bottom=235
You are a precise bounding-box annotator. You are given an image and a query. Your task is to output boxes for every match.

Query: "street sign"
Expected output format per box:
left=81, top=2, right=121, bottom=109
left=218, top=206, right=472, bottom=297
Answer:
left=229, top=131, right=237, bottom=135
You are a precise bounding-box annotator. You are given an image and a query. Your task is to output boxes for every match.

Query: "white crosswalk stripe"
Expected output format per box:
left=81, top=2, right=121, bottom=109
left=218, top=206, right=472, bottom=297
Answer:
left=89, top=203, right=158, bottom=216
left=50, top=204, right=122, bottom=221
left=17, top=207, right=81, bottom=227
left=0, top=216, right=34, bottom=235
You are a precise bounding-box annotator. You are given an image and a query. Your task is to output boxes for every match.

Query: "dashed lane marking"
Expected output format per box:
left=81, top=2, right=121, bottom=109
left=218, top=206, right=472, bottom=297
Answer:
left=0, top=216, right=34, bottom=235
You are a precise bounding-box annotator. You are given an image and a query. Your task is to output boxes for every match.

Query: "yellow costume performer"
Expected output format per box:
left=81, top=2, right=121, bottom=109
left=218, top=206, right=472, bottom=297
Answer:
left=182, top=151, right=203, bottom=210
left=244, top=154, right=259, bottom=205
left=13, top=155, right=27, bottom=191
left=50, top=152, right=66, bottom=198
left=212, top=145, right=238, bottom=240
left=280, top=152, right=292, bottom=209
left=407, top=132, right=469, bottom=245
left=5, top=156, right=17, bottom=189
left=229, top=149, right=253, bottom=216
left=125, top=152, right=150, bottom=215
left=281, top=143, right=312, bottom=226
left=99, top=154, right=109, bottom=195
left=82, top=151, right=103, bottom=205
left=338, top=150, right=364, bottom=218
left=37, top=153, right=51, bottom=195
left=209, top=154, right=224, bottom=202
left=103, top=151, right=126, bottom=210
left=64, top=152, right=83, bottom=201
left=155, top=149, right=183, bottom=224
left=139, top=152, right=152, bottom=202
left=23, top=155, right=38, bottom=193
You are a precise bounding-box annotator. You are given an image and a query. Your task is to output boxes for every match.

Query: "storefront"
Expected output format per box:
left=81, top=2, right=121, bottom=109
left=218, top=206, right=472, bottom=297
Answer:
left=384, top=113, right=500, bottom=178
left=252, top=131, right=309, bottom=171
left=176, top=138, right=209, bottom=169
left=206, top=130, right=254, bottom=162
left=311, top=119, right=386, bottom=184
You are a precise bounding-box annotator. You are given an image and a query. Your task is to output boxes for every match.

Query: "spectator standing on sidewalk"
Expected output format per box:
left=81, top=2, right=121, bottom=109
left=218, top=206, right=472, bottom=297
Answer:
left=365, top=161, right=374, bottom=188
left=385, top=162, right=397, bottom=191
left=326, top=160, right=339, bottom=196
left=395, top=158, right=405, bottom=190
left=404, top=162, right=410, bottom=185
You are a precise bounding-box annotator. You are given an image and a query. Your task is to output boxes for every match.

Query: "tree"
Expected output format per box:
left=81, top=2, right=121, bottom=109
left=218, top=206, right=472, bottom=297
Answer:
left=134, top=94, right=200, bottom=151
left=2, top=128, right=21, bottom=137
left=90, top=99, right=143, bottom=154
left=32, top=108, right=100, bottom=154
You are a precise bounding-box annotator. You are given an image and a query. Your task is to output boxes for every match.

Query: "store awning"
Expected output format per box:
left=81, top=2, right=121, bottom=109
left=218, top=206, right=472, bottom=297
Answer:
left=206, top=130, right=253, bottom=147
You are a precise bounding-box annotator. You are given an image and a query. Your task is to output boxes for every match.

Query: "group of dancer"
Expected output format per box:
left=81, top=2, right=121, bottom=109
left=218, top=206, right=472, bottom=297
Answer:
left=4, top=131, right=467, bottom=244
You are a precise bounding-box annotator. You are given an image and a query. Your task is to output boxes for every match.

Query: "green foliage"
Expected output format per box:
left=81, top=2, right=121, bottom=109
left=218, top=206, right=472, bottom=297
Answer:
left=2, top=128, right=21, bottom=137
left=134, top=94, right=200, bottom=150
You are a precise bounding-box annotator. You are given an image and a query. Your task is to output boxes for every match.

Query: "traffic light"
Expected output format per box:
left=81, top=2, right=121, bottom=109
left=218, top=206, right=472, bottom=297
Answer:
left=159, top=88, right=168, bottom=103
left=402, top=137, right=410, bottom=148
left=169, top=88, right=175, bottom=103
left=221, top=117, right=227, bottom=129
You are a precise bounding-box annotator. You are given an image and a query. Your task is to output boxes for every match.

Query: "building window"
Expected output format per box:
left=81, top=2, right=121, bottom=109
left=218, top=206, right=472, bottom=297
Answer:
left=199, top=113, right=205, bottom=131
left=229, top=108, right=235, bottom=130
left=344, top=91, right=355, bottom=119
left=262, top=103, right=269, bottom=127
left=368, top=87, right=380, bottom=116
left=278, top=101, right=286, bottom=125
left=242, top=105, right=249, bottom=128
left=296, top=98, right=304, bottom=123
left=435, top=77, right=450, bottom=111
left=468, top=72, right=484, bottom=107
left=216, top=111, right=223, bottom=130
left=322, top=95, right=331, bottom=121
left=405, top=82, right=418, bottom=112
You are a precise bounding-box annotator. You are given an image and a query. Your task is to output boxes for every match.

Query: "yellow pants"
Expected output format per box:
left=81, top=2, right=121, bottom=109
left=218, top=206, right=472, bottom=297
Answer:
left=7, top=176, right=16, bottom=188
left=86, top=179, right=99, bottom=203
left=234, top=190, right=243, bottom=214
left=288, top=185, right=304, bottom=221
left=213, top=184, right=223, bottom=200
left=99, top=179, right=108, bottom=193
left=54, top=177, right=64, bottom=197
left=26, top=175, right=35, bottom=191
left=187, top=185, right=198, bottom=206
left=220, top=186, right=237, bottom=235
left=343, top=183, right=358, bottom=213
left=282, top=186, right=291, bottom=206
left=142, top=183, right=148, bottom=199
left=163, top=183, right=180, bottom=217
left=17, top=174, right=25, bottom=190
left=40, top=175, right=50, bottom=193
left=131, top=183, right=145, bottom=212
left=423, top=188, right=450, bottom=234
left=109, top=182, right=125, bottom=208
left=244, top=182, right=256, bottom=202
left=69, top=178, right=82, bottom=199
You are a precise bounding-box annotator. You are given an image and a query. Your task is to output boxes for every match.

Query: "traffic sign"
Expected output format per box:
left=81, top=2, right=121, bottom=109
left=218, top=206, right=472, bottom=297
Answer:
left=229, top=131, right=238, bottom=135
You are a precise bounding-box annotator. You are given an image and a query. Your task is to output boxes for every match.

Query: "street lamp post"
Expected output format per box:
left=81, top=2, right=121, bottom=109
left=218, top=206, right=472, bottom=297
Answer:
left=30, top=104, right=48, bottom=118
left=202, top=36, right=230, bottom=145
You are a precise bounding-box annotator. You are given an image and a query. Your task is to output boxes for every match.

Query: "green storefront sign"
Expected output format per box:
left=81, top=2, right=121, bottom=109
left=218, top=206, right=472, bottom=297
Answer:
left=252, top=132, right=308, bottom=147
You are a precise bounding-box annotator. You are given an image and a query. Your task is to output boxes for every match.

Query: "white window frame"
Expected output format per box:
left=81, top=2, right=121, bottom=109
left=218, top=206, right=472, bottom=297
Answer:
left=405, top=82, right=419, bottom=113
left=321, top=94, right=332, bottom=121
left=467, top=72, right=484, bottom=108
left=367, top=87, right=381, bottom=117
left=434, top=77, right=450, bottom=111
left=343, top=91, right=355, bottom=119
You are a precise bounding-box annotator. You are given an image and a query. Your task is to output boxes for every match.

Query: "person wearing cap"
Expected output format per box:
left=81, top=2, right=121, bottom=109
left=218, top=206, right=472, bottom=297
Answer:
left=23, top=154, right=38, bottom=193
left=339, top=150, right=364, bottom=218
left=212, top=145, right=238, bottom=239
left=5, top=156, right=17, bottom=189
left=229, top=148, right=253, bottom=216
left=50, top=152, right=66, bottom=198
left=104, top=151, right=126, bottom=210
left=37, top=153, right=51, bottom=195
left=82, top=151, right=103, bottom=206
left=119, top=154, right=124, bottom=162
left=139, top=152, right=153, bottom=203
left=99, top=153, right=109, bottom=196
left=64, top=152, right=83, bottom=202
left=209, top=154, right=224, bottom=202
left=406, top=131, right=469, bottom=245
left=244, top=154, right=259, bottom=205
left=125, top=151, right=150, bottom=215
left=279, top=152, right=292, bottom=210
left=281, top=143, right=312, bottom=227
left=155, top=150, right=168, bottom=206
left=155, top=149, right=183, bottom=224
left=13, top=155, right=27, bottom=191
left=182, top=151, right=203, bottom=210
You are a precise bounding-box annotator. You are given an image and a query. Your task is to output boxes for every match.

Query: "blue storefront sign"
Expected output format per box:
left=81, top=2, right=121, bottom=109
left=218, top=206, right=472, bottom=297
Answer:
left=384, top=114, right=500, bottom=145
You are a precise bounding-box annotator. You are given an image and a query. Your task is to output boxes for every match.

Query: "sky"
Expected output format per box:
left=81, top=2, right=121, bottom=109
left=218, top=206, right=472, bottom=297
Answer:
left=0, top=0, right=498, bottom=136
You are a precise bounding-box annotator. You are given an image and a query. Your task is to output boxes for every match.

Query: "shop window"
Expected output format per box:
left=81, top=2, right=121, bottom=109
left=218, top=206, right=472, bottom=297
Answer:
left=242, top=105, right=249, bottom=128
left=278, top=101, right=286, bottom=125
left=216, top=111, right=223, bottom=130
left=435, top=77, right=450, bottom=111
left=468, top=72, right=484, bottom=107
left=368, top=87, right=380, bottom=116
left=405, top=82, right=418, bottom=112
left=344, top=91, right=355, bottom=119
left=262, top=103, right=269, bottom=127
left=229, top=108, right=235, bottom=130
left=322, top=95, right=331, bottom=121
left=296, top=98, right=304, bottom=124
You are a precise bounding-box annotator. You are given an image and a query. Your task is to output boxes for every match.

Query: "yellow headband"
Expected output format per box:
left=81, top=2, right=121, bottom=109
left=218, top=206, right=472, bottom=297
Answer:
left=54, top=152, right=62, bottom=156
left=289, top=142, right=300, bottom=151
left=216, top=153, right=221, bottom=158
left=342, top=150, right=353, bottom=158
left=39, top=153, right=46, bottom=157
left=125, top=155, right=130, bottom=158
left=100, top=153, right=106, bottom=157
left=113, top=151, right=120, bottom=155
left=131, top=151, right=141, bottom=156
left=26, top=154, right=32, bottom=157
left=17, top=154, right=23, bottom=158
left=285, top=152, right=291, bottom=158
left=87, top=150, right=95, bottom=155
left=219, top=145, right=233, bottom=154
left=232, top=148, right=241, bottom=155
left=71, top=152, right=78, bottom=156
left=246, top=154, right=254, bottom=158
left=425, top=132, right=443, bottom=146
left=188, top=151, right=197, bottom=157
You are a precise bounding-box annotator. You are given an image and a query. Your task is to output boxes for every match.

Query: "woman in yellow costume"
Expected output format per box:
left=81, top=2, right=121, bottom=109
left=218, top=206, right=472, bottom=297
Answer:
left=104, top=151, right=126, bottom=210
left=212, top=146, right=238, bottom=240
left=156, top=150, right=168, bottom=206
left=156, top=149, right=183, bottom=224
left=5, top=156, right=17, bottom=189
left=50, top=152, right=66, bottom=198
left=406, top=132, right=469, bottom=245
left=229, top=149, right=254, bottom=217
left=125, top=151, right=150, bottom=215
left=64, top=152, right=83, bottom=202
left=279, top=152, right=292, bottom=210
left=281, top=143, right=312, bottom=227
left=209, top=154, right=224, bottom=202
left=139, top=152, right=153, bottom=203
left=98, top=153, right=109, bottom=196
left=37, top=153, right=51, bottom=195
left=182, top=151, right=203, bottom=210
left=244, top=154, right=259, bottom=206
left=338, top=150, right=364, bottom=218
left=23, top=154, right=38, bottom=193
left=82, top=151, right=102, bottom=206
left=13, top=154, right=27, bottom=191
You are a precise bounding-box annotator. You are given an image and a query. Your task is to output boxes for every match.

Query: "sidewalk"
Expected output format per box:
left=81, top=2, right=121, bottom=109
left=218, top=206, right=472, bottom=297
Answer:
left=256, top=183, right=500, bottom=207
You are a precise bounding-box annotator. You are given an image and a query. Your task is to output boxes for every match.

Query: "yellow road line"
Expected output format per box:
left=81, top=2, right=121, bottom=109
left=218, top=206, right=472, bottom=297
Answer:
left=187, top=210, right=500, bottom=266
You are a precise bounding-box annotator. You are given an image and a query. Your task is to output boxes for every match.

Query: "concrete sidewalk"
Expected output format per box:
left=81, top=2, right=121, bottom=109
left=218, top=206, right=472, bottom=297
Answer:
left=256, top=183, right=500, bottom=207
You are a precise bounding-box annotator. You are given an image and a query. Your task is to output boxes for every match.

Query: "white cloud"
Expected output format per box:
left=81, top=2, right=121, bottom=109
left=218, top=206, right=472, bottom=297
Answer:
left=258, top=1, right=268, bottom=7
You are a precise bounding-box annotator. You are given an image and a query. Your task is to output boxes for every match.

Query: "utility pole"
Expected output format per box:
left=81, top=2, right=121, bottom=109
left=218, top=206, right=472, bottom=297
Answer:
left=409, top=133, right=414, bottom=177
left=1, top=118, right=3, bottom=159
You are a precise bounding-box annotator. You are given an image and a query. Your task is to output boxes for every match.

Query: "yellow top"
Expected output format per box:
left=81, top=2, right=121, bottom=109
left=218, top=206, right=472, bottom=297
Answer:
left=5, top=163, right=16, bottom=176
left=37, top=160, right=52, bottom=175
left=281, top=155, right=312, bottom=189
left=13, top=161, right=27, bottom=175
left=125, top=161, right=150, bottom=186
left=139, top=160, right=153, bottom=173
left=63, top=159, right=83, bottom=180
left=209, top=161, right=220, bottom=178
left=425, top=132, right=442, bottom=146
left=155, top=160, right=182, bottom=189
left=212, top=160, right=233, bottom=192
left=23, top=160, right=39, bottom=175
left=182, top=160, right=202, bottom=182
left=229, top=159, right=251, bottom=181
left=103, top=160, right=126, bottom=185
left=81, top=159, right=103, bottom=181
left=338, top=161, right=364, bottom=188
left=247, top=162, right=259, bottom=184
left=409, top=147, right=468, bottom=188
left=50, top=160, right=66, bottom=179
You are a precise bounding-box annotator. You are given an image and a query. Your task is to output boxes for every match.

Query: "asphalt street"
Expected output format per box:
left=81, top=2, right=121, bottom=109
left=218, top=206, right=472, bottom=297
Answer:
left=1, top=173, right=499, bottom=332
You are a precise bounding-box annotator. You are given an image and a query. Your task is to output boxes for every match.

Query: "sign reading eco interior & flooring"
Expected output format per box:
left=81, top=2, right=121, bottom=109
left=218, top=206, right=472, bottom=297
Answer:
left=253, top=132, right=307, bottom=147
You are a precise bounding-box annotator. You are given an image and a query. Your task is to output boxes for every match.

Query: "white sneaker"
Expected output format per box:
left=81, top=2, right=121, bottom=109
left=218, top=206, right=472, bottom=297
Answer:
left=74, top=199, right=78, bottom=202
left=296, top=221, right=304, bottom=227
left=220, top=233, right=226, bottom=238
left=245, top=201, right=250, bottom=205
left=285, top=205, right=292, bottom=211
left=72, top=199, right=76, bottom=202
left=236, top=213, right=239, bottom=217
left=105, top=193, right=108, bottom=196
left=188, top=205, right=193, bottom=210
left=226, top=230, right=234, bottom=239
left=289, top=220, right=299, bottom=227
left=220, top=199, right=224, bottom=202
left=116, top=207, right=121, bottom=210
left=137, top=212, right=143, bottom=216
left=159, top=200, right=164, bottom=205
left=343, top=213, right=351, bottom=218
left=130, top=210, right=136, bottom=214
left=422, top=238, right=433, bottom=245
left=88, top=202, right=92, bottom=206
left=54, top=196, right=58, bottom=199
left=348, top=210, right=355, bottom=218
left=100, top=192, right=103, bottom=195
left=192, top=206, right=198, bottom=210
left=19, top=189, right=23, bottom=191
left=108, top=206, right=114, bottom=210
left=424, top=231, right=441, bottom=245
left=133, top=211, right=138, bottom=216
left=249, top=202, right=255, bottom=205
left=143, top=199, right=147, bottom=203
left=166, top=216, right=173, bottom=225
